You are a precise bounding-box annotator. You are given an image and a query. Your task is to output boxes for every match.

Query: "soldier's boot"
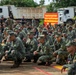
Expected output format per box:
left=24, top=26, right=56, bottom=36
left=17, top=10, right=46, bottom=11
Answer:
left=24, top=56, right=31, bottom=62
left=56, top=58, right=66, bottom=65
left=56, top=58, right=61, bottom=65
left=60, top=59, right=66, bottom=65
left=17, top=59, right=22, bottom=65
left=33, top=56, right=39, bottom=63
left=37, top=61, right=46, bottom=65
left=45, top=61, right=52, bottom=66
left=24, top=59, right=31, bottom=62
left=11, top=60, right=20, bottom=68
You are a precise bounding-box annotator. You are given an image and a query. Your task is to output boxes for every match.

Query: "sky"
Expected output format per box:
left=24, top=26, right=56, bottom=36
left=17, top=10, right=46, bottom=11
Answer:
left=34, top=0, right=52, bottom=5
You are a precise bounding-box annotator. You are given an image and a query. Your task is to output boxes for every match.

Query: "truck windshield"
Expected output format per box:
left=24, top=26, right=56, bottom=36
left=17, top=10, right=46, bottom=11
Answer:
left=58, top=10, right=64, bottom=13
left=0, top=8, right=2, bottom=13
left=64, top=10, right=69, bottom=14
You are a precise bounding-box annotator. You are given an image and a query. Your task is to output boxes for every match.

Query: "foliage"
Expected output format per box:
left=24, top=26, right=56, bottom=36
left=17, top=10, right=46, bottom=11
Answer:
left=39, top=19, right=44, bottom=26
left=73, top=16, right=76, bottom=20
left=0, top=0, right=39, bottom=7
left=47, top=0, right=76, bottom=12
left=54, top=0, right=76, bottom=7
left=39, top=0, right=45, bottom=6
left=47, top=3, right=57, bottom=12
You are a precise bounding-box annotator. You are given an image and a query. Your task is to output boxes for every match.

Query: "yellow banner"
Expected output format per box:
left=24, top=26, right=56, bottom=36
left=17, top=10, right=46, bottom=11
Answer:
left=44, top=13, right=58, bottom=26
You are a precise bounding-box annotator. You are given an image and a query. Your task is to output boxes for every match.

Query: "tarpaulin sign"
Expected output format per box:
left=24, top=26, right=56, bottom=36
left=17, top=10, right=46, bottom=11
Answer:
left=44, top=13, right=58, bottom=26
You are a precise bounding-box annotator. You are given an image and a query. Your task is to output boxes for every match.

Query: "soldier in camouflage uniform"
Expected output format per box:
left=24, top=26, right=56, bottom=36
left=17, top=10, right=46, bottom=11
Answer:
left=33, top=35, right=53, bottom=66
left=24, top=31, right=38, bottom=62
left=0, top=43, right=4, bottom=60
left=5, top=17, right=14, bottom=30
left=42, top=30, right=53, bottom=45
left=67, top=26, right=75, bottom=41
left=18, top=25, right=27, bottom=41
left=32, top=17, right=36, bottom=27
left=0, top=29, right=3, bottom=43
left=5, top=32, right=25, bottom=68
left=61, top=41, right=76, bottom=75
left=53, top=33, right=64, bottom=51
left=62, top=33, right=69, bottom=43
left=53, top=34, right=68, bottom=65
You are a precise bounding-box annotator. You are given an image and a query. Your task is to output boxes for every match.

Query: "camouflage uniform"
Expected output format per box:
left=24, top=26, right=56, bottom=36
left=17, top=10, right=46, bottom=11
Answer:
left=62, top=41, right=76, bottom=75
left=5, top=18, right=14, bottom=30
left=67, top=26, right=75, bottom=41
left=35, top=35, right=53, bottom=65
left=0, top=44, right=4, bottom=60
left=42, top=30, right=53, bottom=45
left=6, top=32, right=25, bottom=68
left=25, top=31, right=38, bottom=61
left=18, top=29, right=27, bottom=40
left=53, top=37, right=65, bottom=51
left=32, top=17, right=36, bottom=27
left=53, top=34, right=68, bottom=64
left=37, top=42, right=53, bottom=62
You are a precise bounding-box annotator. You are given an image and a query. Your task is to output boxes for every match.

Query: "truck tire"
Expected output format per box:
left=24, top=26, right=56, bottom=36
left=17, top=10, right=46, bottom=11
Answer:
left=66, top=19, right=74, bottom=25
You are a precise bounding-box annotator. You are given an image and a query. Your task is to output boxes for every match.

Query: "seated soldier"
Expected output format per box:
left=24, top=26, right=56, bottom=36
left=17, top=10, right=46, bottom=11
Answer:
left=61, top=41, right=76, bottom=75
left=24, top=31, right=38, bottom=62
left=53, top=33, right=68, bottom=65
left=33, top=35, right=53, bottom=66
left=4, top=32, right=25, bottom=68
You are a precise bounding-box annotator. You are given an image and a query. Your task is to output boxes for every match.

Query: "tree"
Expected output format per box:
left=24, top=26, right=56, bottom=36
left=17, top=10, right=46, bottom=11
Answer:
left=53, top=0, right=76, bottom=7
left=47, top=0, right=76, bottom=12
left=0, top=0, right=39, bottom=7
left=39, top=0, right=45, bottom=6
left=47, top=2, right=57, bottom=12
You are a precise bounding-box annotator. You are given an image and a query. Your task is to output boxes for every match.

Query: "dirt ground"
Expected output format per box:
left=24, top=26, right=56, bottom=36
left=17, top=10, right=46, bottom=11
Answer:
left=0, top=61, right=67, bottom=75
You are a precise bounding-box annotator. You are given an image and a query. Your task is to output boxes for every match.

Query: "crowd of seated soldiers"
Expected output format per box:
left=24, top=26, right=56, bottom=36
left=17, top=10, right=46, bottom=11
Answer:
left=0, top=17, right=76, bottom=68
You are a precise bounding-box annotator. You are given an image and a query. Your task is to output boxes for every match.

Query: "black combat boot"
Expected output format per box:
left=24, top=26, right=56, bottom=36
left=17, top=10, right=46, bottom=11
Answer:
left=11, top=60, right=20, bottom=68
left=45, top=61, right=52, bottom=66
left=38, top=62, right=46, bottom=65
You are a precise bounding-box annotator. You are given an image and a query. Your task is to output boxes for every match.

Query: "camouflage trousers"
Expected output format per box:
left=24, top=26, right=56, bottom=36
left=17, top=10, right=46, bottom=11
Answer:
left=38, top=55, right=52, bottom=62
left=6, top=50, right=24, bottom=61
left=68, top=67, right=76, bottom=75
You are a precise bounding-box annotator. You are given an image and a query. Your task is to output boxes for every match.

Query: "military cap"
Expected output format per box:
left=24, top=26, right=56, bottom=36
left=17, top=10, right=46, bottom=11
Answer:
left=9, top=32, right=17, bottom=37
left=27, top=30, right=34, bottom=35
left=62, top=33, right=66, bottom=35
left=14, top=28, right=19, bottom=31
left=53, top=31, right=57, bottom=34
left=66, top=41, right=76, bottom=47
left=37, top=35, right=45, bottom=40
left=4, top=27, right=9, bottom=31
left=6, top=30, right=13, bottom=34
left=15, top=25, right=20, bottom=28
left=68, top=26, right=72, bottom=29
left=43, top=27, right=47, bottom=30
left=55, top=33, right=61, bottom=38
left=42, top=30, right=48, bottom=35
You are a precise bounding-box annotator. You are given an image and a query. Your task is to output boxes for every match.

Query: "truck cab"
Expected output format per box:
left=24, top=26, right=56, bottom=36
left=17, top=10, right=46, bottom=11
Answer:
left=0, top=6, right=9, bottom=18
left=58, top=7, right=76, bottom=24
left=0, top=5, right=18, bottom=19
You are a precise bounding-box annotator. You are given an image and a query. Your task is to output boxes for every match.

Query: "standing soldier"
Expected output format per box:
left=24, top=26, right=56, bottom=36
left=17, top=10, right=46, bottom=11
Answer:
left=61, top=41, right=76, bottom=75
left=32, top=17, right=36, bottom=27
left=5, top=17, right=14, bottom=30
